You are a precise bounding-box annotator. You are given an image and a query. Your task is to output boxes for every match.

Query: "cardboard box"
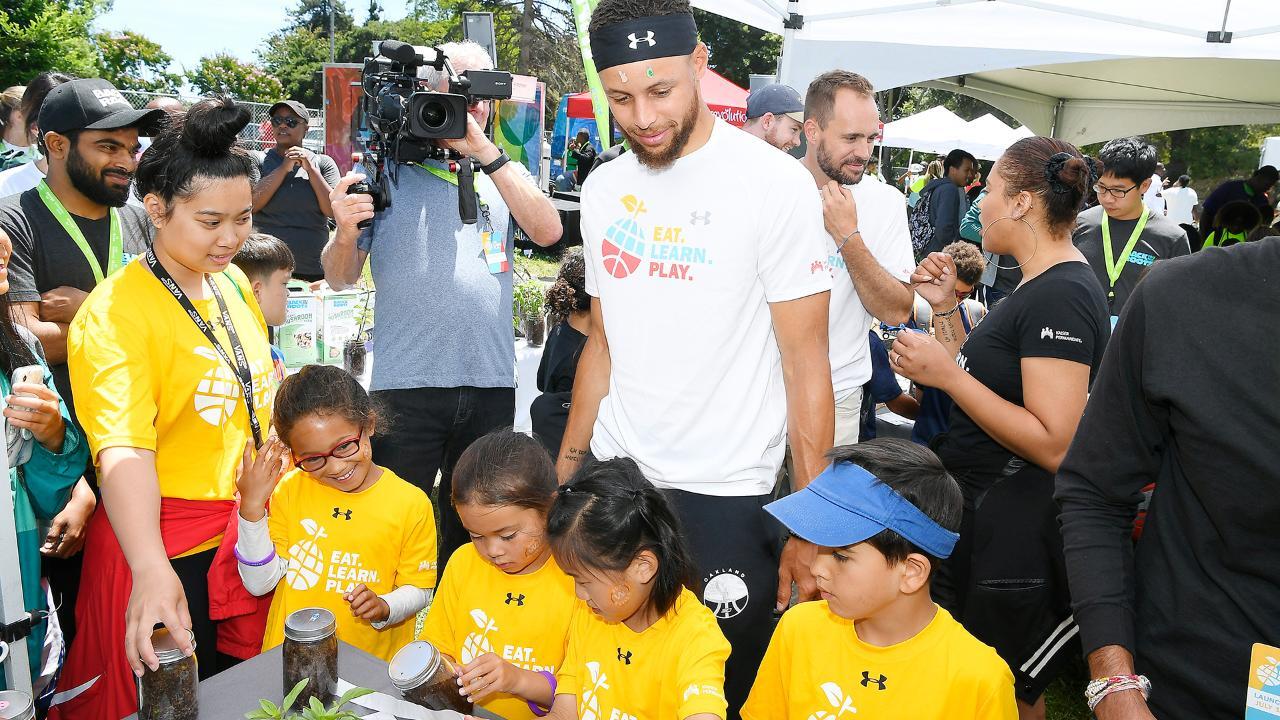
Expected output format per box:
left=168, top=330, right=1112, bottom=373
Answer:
left=280, top=292, right=321, bottom=368
left=317, top=290, right=364, bottom=365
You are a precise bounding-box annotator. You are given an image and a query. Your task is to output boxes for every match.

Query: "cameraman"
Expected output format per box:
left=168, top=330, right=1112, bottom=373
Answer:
left=324, top=40, right=561, bottom=575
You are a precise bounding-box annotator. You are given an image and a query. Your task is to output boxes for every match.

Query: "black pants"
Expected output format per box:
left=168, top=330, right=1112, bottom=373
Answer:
left=372, top=386, right=515, bottom=578
left=666, top=489, right=784, bottom=720
left=170, top=548, right=240, bottom=679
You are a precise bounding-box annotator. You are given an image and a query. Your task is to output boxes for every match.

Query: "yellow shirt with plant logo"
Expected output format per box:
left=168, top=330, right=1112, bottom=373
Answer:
left=557, top=588, right=730, bottom=720
left=263, top=466, right=437, bottom=661
left=419, top=543, right=578, bottom=720
left=742, top=601, right=1016, bottom=720
left=69, top=261, right=276, bottom=555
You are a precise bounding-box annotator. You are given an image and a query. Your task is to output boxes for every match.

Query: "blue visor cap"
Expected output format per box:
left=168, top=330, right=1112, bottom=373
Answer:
left=765, top=462, right=959, bottom=559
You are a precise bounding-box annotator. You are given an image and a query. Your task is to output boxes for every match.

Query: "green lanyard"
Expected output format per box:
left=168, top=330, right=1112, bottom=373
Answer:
left=418, top=163, right=459, bottom=187
left=36, top=180, right=122, bottom=284
left=1100, top=210, right=1149, bottom=297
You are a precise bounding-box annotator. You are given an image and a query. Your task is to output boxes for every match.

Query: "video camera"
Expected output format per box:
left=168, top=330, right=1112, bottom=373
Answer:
left=355, top=40, right=513, bottom=225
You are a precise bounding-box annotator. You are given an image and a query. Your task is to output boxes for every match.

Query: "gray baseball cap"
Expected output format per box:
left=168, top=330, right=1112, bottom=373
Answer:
left=746, top=83, right=804, bottom=121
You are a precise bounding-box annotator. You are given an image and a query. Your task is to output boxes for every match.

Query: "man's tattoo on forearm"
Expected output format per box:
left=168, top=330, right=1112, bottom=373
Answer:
left=563, top=446, right=587, bottom=463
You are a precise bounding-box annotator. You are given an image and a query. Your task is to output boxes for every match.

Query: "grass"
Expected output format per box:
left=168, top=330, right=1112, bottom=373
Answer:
left=515, top=249, right=562, bottom=282
left=1045, top=656, right=1091, bottom=720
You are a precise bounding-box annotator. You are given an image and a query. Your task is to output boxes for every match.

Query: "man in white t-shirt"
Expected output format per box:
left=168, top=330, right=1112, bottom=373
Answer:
left=1143, top=161, right=1166, bottom=215
left=557, top=1, right=834, bottom=715
left=799, top=70, right=915, bottom=445
left=1163, top=173, right=1198, bottom=225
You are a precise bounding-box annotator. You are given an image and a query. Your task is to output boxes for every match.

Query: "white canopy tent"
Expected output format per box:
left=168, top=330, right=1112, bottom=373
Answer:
left=883, top=107, right=1034, bottom=159
left=692, top=0, right=1280, bottom=146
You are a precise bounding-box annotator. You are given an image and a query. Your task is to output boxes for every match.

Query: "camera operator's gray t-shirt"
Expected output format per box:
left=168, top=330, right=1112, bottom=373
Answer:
left=357, top=162, right=518, bottom=390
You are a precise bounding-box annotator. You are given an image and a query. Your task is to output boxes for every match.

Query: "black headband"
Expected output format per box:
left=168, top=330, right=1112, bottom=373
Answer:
left=590, top=13, right=698, bottom=71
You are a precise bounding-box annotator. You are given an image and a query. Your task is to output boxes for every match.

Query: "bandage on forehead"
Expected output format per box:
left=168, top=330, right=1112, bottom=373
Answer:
left=589, top=13, right=698, bottom=71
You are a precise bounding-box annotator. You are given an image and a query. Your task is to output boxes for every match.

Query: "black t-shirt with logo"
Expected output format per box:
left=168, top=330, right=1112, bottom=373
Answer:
left=935, top=261, right=1109, bottom=477
left=0, top=188, right=154, bottom=412
left=1072, top=205, right=1189, bottom=316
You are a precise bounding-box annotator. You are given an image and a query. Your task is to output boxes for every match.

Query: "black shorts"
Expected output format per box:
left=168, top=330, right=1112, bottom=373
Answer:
left=933, top=457, right=1078, bottom=703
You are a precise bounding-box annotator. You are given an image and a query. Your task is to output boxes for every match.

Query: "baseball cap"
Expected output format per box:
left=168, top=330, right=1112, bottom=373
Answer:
left=909, top=163, right=924, bottom=173
left=38, top=78, right=165, bottom=136
left=746, top=83, right=804, bottom=122
left=764, top=462, right=959, bottom=558
left=268, top=100, right=309, bottom=121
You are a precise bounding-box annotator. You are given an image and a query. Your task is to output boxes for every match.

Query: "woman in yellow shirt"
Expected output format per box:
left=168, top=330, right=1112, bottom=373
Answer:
left=56, top=98, right=276, bottom=719
left=420, top=430, right=578, bottom=719
left=544, top=458, right=731, bottom=720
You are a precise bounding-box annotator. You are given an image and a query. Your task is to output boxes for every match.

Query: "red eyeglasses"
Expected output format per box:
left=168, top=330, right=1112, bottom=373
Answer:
left=293, top=429, right=363, bottom=472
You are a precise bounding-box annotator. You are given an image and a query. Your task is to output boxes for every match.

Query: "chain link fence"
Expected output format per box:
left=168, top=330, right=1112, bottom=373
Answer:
left=119, top=90, right=325, bottom=153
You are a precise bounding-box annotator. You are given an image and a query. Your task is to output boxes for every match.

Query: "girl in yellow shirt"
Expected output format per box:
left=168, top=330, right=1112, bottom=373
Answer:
left=420, top=430, right=578, bottom=719
left=235, top=364, right=437, bottom=661
left=544, top=458, right=731, bottom=720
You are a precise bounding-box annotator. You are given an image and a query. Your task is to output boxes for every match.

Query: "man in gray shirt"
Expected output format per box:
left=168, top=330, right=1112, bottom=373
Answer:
left=324, top=41, right=562, bottom=575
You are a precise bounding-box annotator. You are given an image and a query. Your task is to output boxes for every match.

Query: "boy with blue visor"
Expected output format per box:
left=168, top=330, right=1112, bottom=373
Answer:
left=743, top=438, right=1017, bottom=719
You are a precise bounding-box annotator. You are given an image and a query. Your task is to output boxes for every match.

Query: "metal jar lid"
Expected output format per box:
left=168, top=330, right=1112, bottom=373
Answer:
left=387, top=640, right=443, bottom=690
left=285, top=607, right=338, bottom=643
left=150, top=626, right=196, bottom=666
left=0, top=690, right=36, bottom=720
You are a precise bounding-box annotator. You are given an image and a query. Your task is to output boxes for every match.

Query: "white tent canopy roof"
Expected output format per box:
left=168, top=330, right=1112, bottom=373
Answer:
left=693, top=0, right=1280, bottom=145
left=883, top=107, right=1034, bottom=160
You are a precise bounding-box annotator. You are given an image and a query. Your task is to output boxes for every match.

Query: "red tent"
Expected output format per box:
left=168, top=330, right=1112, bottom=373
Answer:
left=564, top=68, right=750, bottom=127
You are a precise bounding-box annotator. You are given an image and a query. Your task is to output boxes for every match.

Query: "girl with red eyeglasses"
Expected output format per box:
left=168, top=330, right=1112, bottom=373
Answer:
left=234, top=363, right=438, bottom=661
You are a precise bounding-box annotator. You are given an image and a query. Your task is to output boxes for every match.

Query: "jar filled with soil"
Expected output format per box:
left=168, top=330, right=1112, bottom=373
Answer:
left=283, top=607, right=338, bottom=708
left=343, top=337, right=366, bottom=376
left=0, top=690, right=36, bottom=720
left=137, top=627, right=198, bottom=720
left=388, top=640, right=472, bottom=714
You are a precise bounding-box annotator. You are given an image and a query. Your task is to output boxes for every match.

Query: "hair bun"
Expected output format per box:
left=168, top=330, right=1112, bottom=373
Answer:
left=1044, top=151, right=1089, bottom=195
left=179, top=97, right=251, bottom=158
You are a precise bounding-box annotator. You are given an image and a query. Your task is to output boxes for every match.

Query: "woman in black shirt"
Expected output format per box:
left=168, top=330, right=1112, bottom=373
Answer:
left=532, top=251, right=589, bottom=454
left=891, top=137, right=1109, bottom=720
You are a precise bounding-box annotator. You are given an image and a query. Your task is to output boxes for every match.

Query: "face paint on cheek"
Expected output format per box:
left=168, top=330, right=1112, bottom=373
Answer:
left=522, top=535, right=545, bottom=559
left=609, top=584, right=630, bottom=607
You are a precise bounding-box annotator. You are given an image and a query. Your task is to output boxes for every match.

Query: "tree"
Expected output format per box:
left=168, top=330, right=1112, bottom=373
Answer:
left=290, top=0, right=356, bottom=34
left=187, top=54, right=285, bottom=103
left=0, top=0, right=102, bottom=87
left=366, top=0, right=382, bottom=22
left=693, top=8, right=781, bottom=87
left=93, top=30, right=182, bottom=93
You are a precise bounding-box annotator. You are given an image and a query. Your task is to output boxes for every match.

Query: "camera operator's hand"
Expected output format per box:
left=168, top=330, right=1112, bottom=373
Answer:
left=440, top=112, right=502, bottom=166
left=330, top=173, right=376, bottom=234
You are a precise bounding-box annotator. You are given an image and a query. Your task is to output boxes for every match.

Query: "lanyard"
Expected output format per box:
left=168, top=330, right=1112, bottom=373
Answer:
left=144, top=249, right=262, bottom=447
left=36, top=180, right=123, bottom=284
left=1100, top=210, right=1150, bottom=297
left=417, top=162, right=493, bottom=230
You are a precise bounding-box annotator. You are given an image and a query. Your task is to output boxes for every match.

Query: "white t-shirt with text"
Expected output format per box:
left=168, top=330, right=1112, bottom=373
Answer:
left=581, top=119, right=832, bottom=496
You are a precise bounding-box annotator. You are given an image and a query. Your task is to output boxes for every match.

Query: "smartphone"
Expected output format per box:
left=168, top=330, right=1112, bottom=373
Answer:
left=10, top=364, right=43, bottom=413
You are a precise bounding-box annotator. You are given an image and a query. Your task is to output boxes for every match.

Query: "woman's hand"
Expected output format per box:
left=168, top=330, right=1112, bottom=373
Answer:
left=890, top=328, right=963, bottom=390
left=285, top=145, right=314, bottom=172
left=236, top=437, right=289, bottom=522
left=41, top=477, right=96, bottom=558
left=457, top=652, right=534, bottom=704
left=6, top=381, right=66, bottom=453
left=345, top=583, right=389, bottom=622
left=125, top=562, right=193, bottom=675
left=910, top=251, right=959, bottom=310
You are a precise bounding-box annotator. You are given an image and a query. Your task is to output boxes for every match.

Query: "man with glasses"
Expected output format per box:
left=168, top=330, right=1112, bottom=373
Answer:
left=250, top=99, right=339, bottom=282
left=325, top=41, right=561, bottom=577
left=1073, top=137, right=1188, bottom=323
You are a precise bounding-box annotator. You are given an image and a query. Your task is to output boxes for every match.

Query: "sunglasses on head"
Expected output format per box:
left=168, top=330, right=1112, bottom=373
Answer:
left=270, top=115, right=303, bottom=128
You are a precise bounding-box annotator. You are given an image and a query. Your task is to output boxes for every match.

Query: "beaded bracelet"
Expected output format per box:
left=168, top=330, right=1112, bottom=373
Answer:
left=935, top=301, right=963, bottom=318
left=233, top=546, right=277, bottom=567
left=1085, top=674, right=1151, bottom=711
left=528, top=670, right=557, bottom=717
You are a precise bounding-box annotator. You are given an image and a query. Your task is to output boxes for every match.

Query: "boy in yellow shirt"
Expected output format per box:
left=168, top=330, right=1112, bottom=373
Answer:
left=744, top=439, right=1017, bottom=720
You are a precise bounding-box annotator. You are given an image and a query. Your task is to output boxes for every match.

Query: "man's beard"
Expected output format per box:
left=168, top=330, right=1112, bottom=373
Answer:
left=67, top=145, right=131, bottom=207
left=816, top=139, right=865, bottom=185
left=624, top=96, right=701, bottom=170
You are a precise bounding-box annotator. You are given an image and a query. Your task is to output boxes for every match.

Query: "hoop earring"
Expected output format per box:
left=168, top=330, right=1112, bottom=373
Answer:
left=979, top=215, right=1038, bottom=270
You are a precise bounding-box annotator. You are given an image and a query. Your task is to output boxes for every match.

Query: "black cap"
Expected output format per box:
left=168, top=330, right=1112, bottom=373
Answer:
left=38, top=78, right=165, bottom=137
left=268, top=100, right=309, bottom=121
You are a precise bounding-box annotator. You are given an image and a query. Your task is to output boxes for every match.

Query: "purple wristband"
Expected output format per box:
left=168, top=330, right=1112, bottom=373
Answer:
left=234, top=546, right=276, bottom=567
left=528, top=670, right=556, bottom=717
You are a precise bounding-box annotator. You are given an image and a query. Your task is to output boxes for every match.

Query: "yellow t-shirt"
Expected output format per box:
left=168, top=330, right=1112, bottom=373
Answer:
left=263, top=466, right=437, bottom=661
left=557, top=588, right=730, bottom=720
left=742, top=601, right=1017, bottom=720
left=419, top=544, right=578, bottom=720
left=69, top=261, right=276, bottom=554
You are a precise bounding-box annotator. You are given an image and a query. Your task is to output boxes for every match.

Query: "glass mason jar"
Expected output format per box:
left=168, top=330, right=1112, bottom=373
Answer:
left=137, top=627, right=198, bottom=720
left=283, top=607, right=339, bottom=708
left=387, top=640, right=472, bottom=714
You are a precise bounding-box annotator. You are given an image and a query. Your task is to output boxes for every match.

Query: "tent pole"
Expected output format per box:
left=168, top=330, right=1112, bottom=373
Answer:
left=1220, top=0, right=1233, bottom=34
left=777, top=0, right=799, bottom=85
left=1050, top=99, right=1065, bottom=138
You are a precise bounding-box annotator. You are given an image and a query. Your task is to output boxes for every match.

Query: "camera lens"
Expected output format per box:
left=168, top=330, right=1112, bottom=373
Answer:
left=417, top=100, right=448, bottom=130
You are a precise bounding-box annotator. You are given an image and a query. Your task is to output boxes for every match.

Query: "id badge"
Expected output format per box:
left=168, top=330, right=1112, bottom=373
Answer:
left=482, top=229, right=509, bottom=274
left=1246, top=643, right=1280, bottom=718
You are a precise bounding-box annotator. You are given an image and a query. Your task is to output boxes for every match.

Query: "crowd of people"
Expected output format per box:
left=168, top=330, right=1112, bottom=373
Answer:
left=0, top=0, right=1278, bottom=719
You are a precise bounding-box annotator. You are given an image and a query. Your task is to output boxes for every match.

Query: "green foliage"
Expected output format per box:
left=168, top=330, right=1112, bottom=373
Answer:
left=291, top=0, right=357, bottom=34
left=187, top=53, right=285, bottom=103
left=693, top=8, right=782, bottom=88
left=93, top=30, right=181, bottom=93
left=514, top=278, right=546, bottom=321
left=0, top=0, right=103, bottom=87
left=245, top=679, right=373, bottom=720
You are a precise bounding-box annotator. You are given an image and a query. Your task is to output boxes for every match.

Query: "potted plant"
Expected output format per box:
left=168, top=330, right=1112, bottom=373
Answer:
left=343, top=289, right=374, bottom=377
left=245, top=679, right=372, bottom=720
left=514, top=280, right=547, bottom=347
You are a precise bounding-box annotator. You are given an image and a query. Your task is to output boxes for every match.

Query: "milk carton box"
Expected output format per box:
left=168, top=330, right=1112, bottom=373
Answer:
left=317, top=290, right=363, bottom=365
left=280, top=290, right=320, bottom=368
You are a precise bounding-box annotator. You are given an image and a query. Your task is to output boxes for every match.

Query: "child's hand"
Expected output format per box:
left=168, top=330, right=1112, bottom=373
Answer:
left=236, top=437, right=289, bottom=521
left=345, top=584, right=389, bottom=622
left=457, top=653, right=524, bottom=704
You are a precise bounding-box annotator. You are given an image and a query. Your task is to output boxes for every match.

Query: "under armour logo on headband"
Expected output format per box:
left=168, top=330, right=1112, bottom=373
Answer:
left=628, top=31, right=656, bottom=49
